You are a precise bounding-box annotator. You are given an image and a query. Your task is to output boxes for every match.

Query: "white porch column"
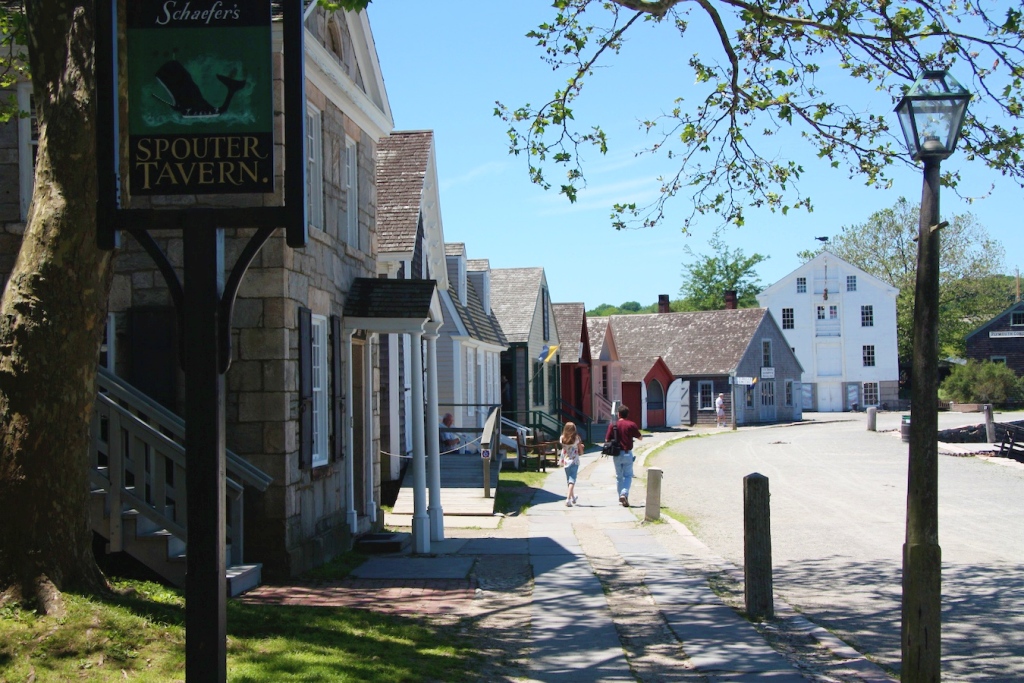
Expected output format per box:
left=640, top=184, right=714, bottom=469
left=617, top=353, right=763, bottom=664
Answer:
left=409, top=329, right=430, bottom=554
left=344, top=330, right=358, bottom=533
left=363, top=337, right=376, bottom=523
left=424, top=323, right=444, bottom=541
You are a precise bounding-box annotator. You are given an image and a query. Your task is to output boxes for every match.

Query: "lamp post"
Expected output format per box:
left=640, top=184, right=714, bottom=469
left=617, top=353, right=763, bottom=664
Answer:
left=893, top=69, right=970, bottom=682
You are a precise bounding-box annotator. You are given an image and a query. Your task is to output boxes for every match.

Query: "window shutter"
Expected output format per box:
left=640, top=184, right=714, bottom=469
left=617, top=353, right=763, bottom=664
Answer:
left=331, top=315, right=343, bottom=461
left=298, top=306, right=313, bottom=469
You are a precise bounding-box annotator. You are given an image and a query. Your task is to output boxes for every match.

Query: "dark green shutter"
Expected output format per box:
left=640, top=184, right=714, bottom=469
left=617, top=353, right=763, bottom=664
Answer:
left=298, top=306, right=313, bottom=469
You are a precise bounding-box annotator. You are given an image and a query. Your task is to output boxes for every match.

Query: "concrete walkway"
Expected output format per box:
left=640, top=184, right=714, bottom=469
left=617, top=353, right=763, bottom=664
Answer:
left=247, top=426, right=897, bottom=681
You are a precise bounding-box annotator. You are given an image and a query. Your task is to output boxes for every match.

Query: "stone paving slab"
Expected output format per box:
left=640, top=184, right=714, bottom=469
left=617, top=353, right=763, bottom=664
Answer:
left=660, top=603, right=799, bottom=673
left=348, top=556, right=474, bottom=579
left=457, top=537, right=529, bottom=555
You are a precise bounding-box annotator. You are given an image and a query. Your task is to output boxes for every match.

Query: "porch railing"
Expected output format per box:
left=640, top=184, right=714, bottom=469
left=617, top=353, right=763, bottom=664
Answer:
left=90, top=367, right=272, bottom=567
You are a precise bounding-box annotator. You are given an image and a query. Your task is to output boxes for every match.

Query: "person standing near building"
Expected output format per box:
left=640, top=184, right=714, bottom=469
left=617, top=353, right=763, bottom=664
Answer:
left=559, top=421, right=583, bottom=507
left=715, top=393, right=726, bottom=428
left=606, top=404, right=642, bottom=507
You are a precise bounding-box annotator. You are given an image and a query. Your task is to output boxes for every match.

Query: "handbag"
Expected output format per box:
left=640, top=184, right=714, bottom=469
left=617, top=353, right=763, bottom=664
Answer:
left=601, top=424, right=621, bottom=456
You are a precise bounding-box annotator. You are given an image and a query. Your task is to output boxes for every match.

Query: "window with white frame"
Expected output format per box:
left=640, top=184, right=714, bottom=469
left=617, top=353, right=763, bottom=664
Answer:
left=992, top=356, right=1007, bottom=364
left=1012, top=311, right=1024, bottom=326
left=761, top=381, right=775, bottom=406
left=847, top=275, right=857, bottom=291
left=306, top=104, right=323, bottom=230
left=829, top=305, right=838, bottom=319
left=310, top=315, right=329, bottom=468
left=467, top=347, right=476, bottom=415
left=863, top=382, right=879, bottom=406
left=602, top=365, right=608, bottom=397
left=785, top=379, right=793, bottom=406
left=698, top=381, right=714, bottom=410
left=861, top=305, right=874, bottom=327
left=817, top=306, right=825, bottom=320
left=782, top=308, right=794, bottom=329
left=796, top=277, right=807, bottom=293
left=762, top=339, right=772, bottom=367
left=344, top=136, right=358, bottom=246
left=17, top=83, right=37, bottom=221
left=862, top=345, right=875, bottom=367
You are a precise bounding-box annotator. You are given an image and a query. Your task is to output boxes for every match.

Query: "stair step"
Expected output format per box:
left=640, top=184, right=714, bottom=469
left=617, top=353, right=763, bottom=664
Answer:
left=226, top=564, right=262, bottom=597
left=354, top=531, right=410, bottom=555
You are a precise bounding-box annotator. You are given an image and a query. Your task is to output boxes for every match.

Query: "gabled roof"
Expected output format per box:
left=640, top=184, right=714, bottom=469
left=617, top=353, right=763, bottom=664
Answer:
left=611, top=309, right=768, bottom=379
left=489, top=268, right=544, bottom=344
left=965, top=300, right=1024, bottom=341
left=376, top=131, right=433, bottom=254
left=587, top=317, right=611, bottom=359
left=446, top=277, right=508, bottom=348
left=467, top=259, right=490, bottom=272
left=759, top=250, right=898, bottom=298
left=552, top=303, right=585, bottom=363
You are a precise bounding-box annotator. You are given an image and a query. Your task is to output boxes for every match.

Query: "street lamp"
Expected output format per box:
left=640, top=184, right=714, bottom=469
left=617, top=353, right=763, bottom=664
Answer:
left=893, top=69, right=970, bottom=682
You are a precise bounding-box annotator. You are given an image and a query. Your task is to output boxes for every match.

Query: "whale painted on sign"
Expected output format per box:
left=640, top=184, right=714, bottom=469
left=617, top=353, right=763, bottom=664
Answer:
left=152, top=60, right=245, bottom=118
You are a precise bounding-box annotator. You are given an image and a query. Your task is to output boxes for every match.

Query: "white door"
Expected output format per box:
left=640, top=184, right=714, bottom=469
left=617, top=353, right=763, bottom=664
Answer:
left=666, top=379, right=689, bottom=426
left=818, top=382, right=843, bottom=411
left=640, top=381, right=648, bottom=429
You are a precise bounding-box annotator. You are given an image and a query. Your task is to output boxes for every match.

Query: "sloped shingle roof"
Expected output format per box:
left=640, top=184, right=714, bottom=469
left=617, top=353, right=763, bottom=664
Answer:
left=376, top=131, right=432, bottom=254
left=611, top=309, right=767, bottom=381
left=447, top=277, right=508, bottom=347
left=343, top=278, right=437, bottom=319
left=588, top=317, right=610, bottom=359
left=489, top=268, right=544, bottom=343
left=466, top=259, right=490, bottom=272
left=552, top=303, right=585, bottom=363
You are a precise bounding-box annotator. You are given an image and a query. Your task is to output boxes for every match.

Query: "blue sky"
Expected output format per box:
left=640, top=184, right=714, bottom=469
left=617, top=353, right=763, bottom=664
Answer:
left=367, top=1, right=1021, bottom=309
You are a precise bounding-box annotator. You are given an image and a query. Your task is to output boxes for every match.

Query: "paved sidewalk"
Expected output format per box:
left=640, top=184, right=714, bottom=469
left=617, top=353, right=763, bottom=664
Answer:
left=243, top=428, right=896, bottom=682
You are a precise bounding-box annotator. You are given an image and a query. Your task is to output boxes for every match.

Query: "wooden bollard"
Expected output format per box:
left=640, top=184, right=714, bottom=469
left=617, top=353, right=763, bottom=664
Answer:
left=743, top=472, right=774, bottom=619
left=984, top=404, right=996, bottom=443
left=645, top=468, right=663, bottom=522
left=867, top=406, right=877, bottom=431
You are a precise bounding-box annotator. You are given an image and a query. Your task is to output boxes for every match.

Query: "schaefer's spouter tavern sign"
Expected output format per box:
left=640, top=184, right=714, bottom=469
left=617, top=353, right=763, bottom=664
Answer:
left=127, top=0, right=273, bottom=195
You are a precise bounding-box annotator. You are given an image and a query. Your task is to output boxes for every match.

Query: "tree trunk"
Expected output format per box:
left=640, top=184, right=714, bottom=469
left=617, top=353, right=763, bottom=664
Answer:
left=0, top=0, right=110, bottom=608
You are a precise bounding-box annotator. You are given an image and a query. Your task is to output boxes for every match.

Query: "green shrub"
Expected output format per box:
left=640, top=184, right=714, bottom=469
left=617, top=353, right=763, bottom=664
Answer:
left=940, top=360, right=1023, bottom=403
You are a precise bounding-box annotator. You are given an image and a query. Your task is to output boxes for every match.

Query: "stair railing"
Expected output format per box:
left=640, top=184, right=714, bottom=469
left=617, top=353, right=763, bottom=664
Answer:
left=91, top=367, right=272, bottom=566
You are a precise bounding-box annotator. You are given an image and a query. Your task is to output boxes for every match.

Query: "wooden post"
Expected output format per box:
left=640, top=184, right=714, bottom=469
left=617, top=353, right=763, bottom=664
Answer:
left=984, top=404, right=995, bottom=443
left=645, top=468, right=663, bottom=522
left=744, top=472, right=773, bottom=620
left=867, top=406, right=877, bottom=432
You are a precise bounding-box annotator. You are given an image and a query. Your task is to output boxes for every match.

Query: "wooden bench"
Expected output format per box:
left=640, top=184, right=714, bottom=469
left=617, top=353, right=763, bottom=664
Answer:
left=998, top=423, right=1024, bottom=462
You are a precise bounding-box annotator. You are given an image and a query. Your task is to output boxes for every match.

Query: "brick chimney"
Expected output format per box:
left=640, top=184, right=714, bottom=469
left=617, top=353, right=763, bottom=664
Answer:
left=724, top=290, right=737, bottom=310
left=658, top=294, right=671, bottom=313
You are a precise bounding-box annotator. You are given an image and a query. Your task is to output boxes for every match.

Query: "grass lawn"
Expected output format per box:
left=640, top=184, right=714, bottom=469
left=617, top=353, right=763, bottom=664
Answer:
left=493, top=468, right=548, bottom=516
left=0, top=577, right=481, bottom=682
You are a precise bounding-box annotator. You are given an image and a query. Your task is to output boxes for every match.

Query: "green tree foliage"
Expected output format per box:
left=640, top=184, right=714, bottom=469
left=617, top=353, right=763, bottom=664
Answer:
left=679, top=235, right=766, bottom=310
left=939, top=360, right=1023, bottom=404
left=797, top=198, right=1008, bottom=360
left=496, top=0, right=1024, bottom=230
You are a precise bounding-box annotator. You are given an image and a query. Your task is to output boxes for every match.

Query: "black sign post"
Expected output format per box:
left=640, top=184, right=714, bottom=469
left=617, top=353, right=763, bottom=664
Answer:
left=95, top=1, right=307, bottom=679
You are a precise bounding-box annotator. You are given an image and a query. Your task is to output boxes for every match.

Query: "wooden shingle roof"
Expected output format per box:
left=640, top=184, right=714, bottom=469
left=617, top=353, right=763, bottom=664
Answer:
left=588, top=317, right=610, bottom=359
left=552, top=303, right=585, bottom=363
left=376, top=131, right=433, bottom=254
left=343, top=278, right=438, bottom=319
left=611, top=309, right=768, bottom=380
left=489, top=268, right=544, bottom=344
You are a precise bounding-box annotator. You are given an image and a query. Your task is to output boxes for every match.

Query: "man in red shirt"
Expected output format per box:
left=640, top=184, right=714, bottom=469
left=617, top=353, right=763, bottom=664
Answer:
left=606, top=404, right=643, bottom=507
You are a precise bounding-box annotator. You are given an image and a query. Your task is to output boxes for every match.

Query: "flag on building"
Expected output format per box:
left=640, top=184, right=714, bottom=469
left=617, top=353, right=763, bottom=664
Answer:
left=537, top=344, right=559, bottom=363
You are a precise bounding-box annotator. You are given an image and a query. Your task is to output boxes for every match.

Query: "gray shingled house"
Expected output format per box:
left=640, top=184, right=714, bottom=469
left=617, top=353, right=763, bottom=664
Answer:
left=490, top=267, right=562, bottom=438
left=609, top=303, right=803, bottom=427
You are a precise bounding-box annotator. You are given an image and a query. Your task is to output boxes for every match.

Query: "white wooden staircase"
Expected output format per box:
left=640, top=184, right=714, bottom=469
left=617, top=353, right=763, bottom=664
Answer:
left=89, top=367, right=272, bottom=596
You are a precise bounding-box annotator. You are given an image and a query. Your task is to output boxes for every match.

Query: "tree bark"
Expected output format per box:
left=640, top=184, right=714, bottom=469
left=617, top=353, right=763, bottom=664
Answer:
left=0, top=0, right=110, bottom=608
